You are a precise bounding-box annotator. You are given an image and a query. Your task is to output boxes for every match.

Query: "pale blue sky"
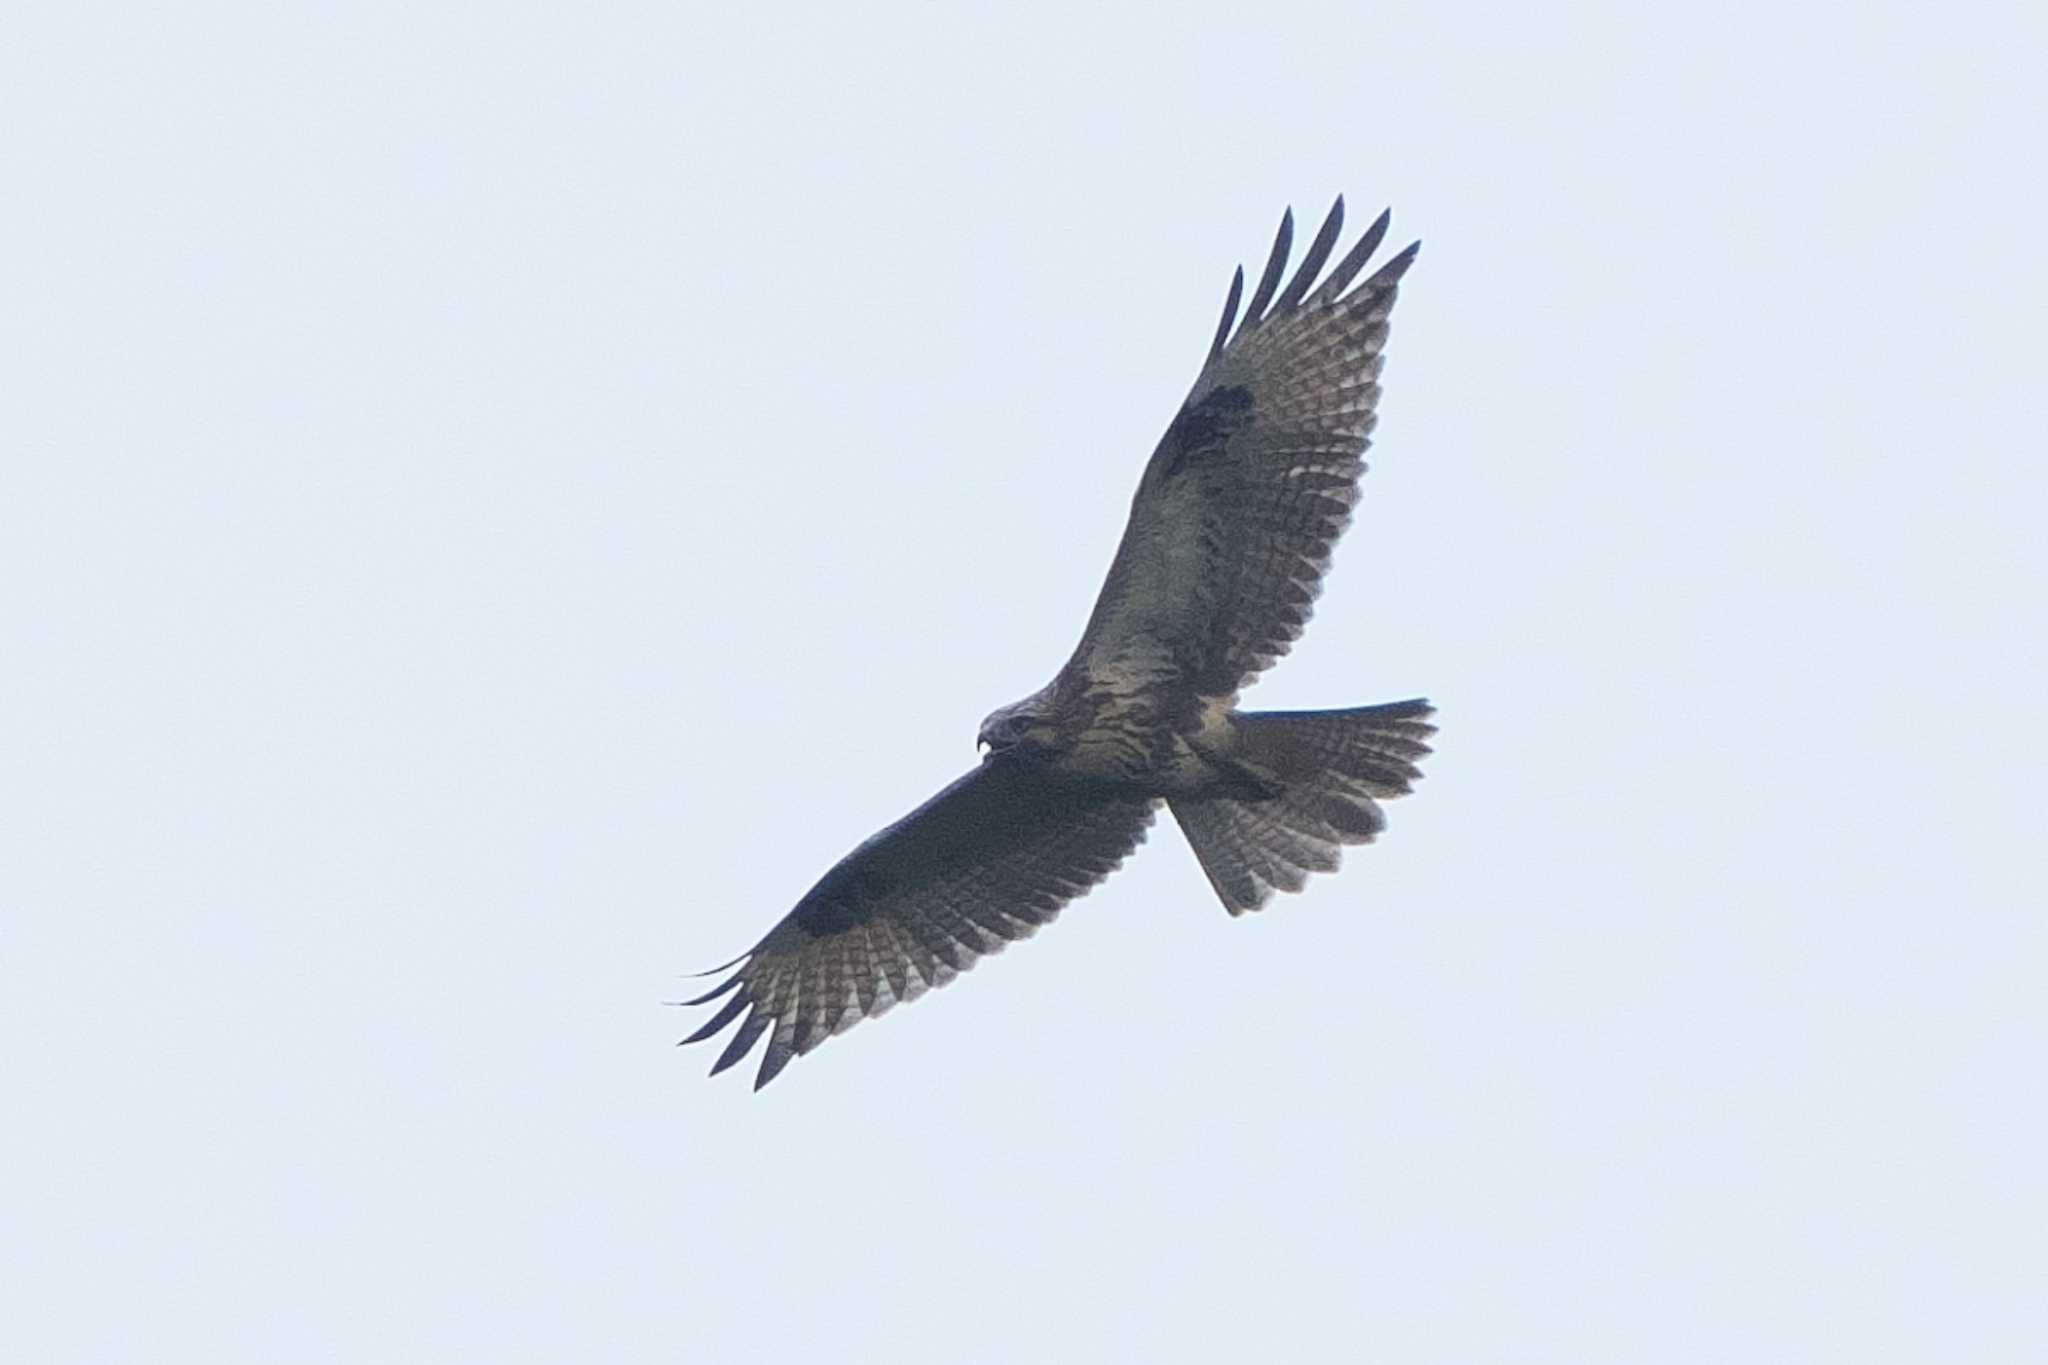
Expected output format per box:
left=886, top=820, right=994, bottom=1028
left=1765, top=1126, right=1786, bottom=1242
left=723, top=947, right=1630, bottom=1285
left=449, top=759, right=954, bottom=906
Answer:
left=3, top=3, right=2041, bottom=1360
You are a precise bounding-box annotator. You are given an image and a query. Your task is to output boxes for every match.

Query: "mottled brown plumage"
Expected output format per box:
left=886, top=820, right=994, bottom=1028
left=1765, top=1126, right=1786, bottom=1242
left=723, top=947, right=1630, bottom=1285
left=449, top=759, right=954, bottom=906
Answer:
left=683, top=197, right=1435, bottom=1088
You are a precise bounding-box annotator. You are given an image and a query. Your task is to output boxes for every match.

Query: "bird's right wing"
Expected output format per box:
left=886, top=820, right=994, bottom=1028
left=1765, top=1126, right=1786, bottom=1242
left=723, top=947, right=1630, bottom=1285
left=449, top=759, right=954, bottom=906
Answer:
left=679, top=759, right=1157, bottom=1089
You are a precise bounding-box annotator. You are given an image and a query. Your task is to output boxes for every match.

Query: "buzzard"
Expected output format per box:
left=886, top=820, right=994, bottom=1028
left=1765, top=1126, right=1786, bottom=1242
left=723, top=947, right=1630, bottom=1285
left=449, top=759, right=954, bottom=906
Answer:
left=682, top=197, right=1435, bottom=1088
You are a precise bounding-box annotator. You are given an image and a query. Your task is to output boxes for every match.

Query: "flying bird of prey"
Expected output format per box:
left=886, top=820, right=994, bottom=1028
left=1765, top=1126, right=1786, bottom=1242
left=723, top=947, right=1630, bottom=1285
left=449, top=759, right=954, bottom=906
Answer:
left=681, top=197, right=1435, bottom=1088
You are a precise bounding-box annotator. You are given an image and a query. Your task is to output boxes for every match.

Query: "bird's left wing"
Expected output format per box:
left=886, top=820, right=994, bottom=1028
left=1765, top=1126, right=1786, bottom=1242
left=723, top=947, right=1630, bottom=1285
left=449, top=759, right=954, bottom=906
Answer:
left=1062, top=198, right=1419, bottom=712
left=679, top=760, right=1157, bottom=1089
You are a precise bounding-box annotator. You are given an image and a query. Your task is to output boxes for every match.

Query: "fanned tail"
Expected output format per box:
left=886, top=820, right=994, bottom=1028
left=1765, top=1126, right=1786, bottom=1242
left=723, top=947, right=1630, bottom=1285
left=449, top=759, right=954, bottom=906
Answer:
left=1169, top=699, right=1435, bottom=916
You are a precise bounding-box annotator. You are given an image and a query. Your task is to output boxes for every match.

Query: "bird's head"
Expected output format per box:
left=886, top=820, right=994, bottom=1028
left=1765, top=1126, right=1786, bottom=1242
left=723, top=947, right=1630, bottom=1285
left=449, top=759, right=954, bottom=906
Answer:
left=977, top=694, right=1056, bottom=759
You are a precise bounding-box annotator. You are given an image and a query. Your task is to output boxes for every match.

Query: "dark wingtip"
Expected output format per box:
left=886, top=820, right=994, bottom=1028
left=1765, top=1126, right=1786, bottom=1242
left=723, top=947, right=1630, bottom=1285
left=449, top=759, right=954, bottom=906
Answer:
left=1231, top=206, right=1295, bottom=346
left=708, top=1008, right=770, bottom=1077
left=670, top=968, right=747, bottom=1008
left=1314, top=207, right=1396, bottom=303
left=678, top=990, right=749, bottom=1046
left=1370, top=239, right=1422, bottom=289
left=753, top=1039, right=796, bottom=1090
left=1207, top=264, right=1245, bottom=362
left=1274, top=195, right=1346, bottom=317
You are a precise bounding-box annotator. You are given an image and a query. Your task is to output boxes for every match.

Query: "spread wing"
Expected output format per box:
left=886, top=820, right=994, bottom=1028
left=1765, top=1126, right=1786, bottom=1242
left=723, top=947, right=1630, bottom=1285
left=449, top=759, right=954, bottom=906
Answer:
left=678, top=760, right=1157, bottom=1089
left=1064, top=198, right=1419, bottom=707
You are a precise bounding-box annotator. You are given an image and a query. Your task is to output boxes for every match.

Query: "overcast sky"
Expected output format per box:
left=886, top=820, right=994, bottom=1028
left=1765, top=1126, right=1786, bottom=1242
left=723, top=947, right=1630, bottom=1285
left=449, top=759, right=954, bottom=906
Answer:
left=4, top=3, right=2041, bottom=1361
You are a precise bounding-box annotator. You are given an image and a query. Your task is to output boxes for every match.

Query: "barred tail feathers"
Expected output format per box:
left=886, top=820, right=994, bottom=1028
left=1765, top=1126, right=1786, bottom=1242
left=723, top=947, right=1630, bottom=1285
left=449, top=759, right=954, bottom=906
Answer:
left=1169, top=700, right=1435, bottom=916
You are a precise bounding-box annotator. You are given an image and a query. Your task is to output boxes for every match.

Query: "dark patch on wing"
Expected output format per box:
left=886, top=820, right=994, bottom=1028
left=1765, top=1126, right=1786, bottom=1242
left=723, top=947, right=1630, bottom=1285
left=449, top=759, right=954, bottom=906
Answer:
left=1161, top=384, right=1255, bottom=477
left=679, top=759, right=1159, bottom=1089
left=1066, top=204, right=1419, bottom=699
left=793, top=855, right=899, bottom=937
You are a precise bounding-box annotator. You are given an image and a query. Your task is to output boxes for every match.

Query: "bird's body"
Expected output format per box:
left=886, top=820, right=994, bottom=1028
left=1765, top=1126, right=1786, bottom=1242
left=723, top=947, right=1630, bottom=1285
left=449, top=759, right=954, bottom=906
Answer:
left=683, top=197, right=1436, bottom=1088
